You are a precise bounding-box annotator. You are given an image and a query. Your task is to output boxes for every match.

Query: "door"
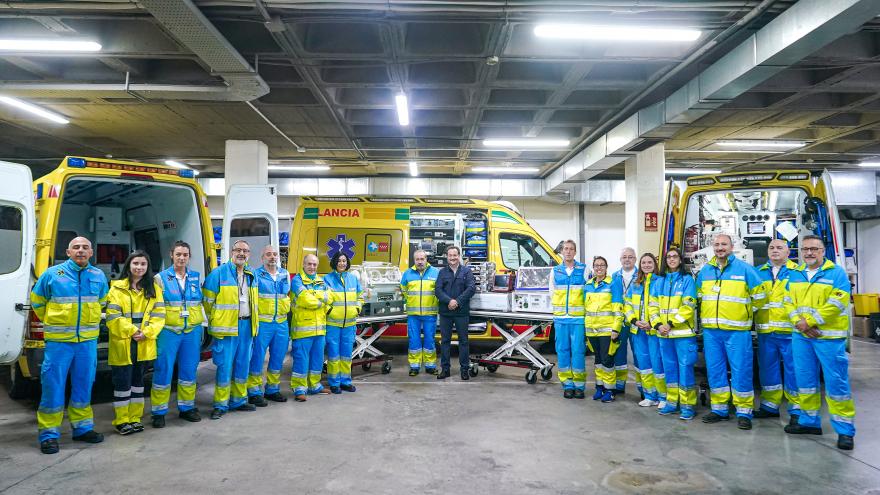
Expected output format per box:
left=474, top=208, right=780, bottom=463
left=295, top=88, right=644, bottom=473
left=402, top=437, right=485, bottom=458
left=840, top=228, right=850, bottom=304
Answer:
left=659, top=179, right=683, bottom=254
left=814, top=171, right=846, bottom=264
left=0, top=162, right=34, bottom=364
left=222, top=185, right=279, bottom=267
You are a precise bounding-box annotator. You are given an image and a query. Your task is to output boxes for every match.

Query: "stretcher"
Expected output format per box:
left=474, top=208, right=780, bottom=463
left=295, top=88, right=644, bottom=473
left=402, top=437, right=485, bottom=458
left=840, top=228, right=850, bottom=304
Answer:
left=467, top=310, right=556, bottom=384
left=351, top=314, right=407, bottom=374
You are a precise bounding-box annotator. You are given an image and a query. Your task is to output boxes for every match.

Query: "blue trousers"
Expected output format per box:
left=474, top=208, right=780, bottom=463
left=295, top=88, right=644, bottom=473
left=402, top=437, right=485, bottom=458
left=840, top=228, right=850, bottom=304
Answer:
left=612, top=325, right=631, bottom=392
left=631, top=330, right=656, bottom=400
left=660, top=337, right=698, bottom=410
left=37, top=340, right=97, bottom=442
left=647, top=334, right=667, bottom=401
left=247, top=321, right=290, bottom=397
left=792, top=334, right=855, bottom=436
left=554, top=320, right=586, bottom=391
left=326, top=325, right=356, bottom=388
left=407, top=315, right=437, bottom=370
left=757, top=333, right=799, bottom=415
left=291, top=335, right=326, bottom=395
left=704, top=329, right=754, bottom=418
left=212, top=319, right=253, bottom=411
left=151, top=327, right=203, bottom=415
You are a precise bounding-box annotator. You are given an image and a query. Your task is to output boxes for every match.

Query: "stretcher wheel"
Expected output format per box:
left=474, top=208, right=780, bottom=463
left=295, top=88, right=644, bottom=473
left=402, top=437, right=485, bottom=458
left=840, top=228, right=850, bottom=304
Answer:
left=361, top=362, right=372, bottom=372
left=486, top=364, right=499, bottom=373
left=525, top=370, right=538, bottom=384
left=381, top=362, right=392, bottom=374
left=540, top=367, right=553, bottom=381
left=469, top=365, right=478, bottom=377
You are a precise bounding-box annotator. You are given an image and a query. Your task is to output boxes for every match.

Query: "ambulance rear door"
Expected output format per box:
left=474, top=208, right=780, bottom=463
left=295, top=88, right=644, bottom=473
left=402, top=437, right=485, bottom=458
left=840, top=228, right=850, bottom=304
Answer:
left=222, top=185, right=279, bottom=266
left=0, top=162, right=34, bottom=363
left=813, top=170, right=846, bottom=264
left=660, top=179, right=683, bottom=254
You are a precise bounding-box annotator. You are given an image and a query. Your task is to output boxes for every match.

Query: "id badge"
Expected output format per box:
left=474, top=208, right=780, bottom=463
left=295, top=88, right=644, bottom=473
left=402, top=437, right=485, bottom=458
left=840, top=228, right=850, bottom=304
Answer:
left=181, top=310, right=190, bottom=318
left=712, top=285, right=721, bottom=293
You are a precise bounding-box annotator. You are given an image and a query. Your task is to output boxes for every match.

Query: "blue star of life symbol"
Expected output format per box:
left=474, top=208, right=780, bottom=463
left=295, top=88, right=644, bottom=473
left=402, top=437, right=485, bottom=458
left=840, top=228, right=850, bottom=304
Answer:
left=327, top=234, right=356, bottom=261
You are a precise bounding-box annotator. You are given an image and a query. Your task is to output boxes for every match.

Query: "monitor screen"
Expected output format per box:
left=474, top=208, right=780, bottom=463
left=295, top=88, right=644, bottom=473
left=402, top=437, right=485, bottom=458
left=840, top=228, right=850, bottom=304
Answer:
left=747, top=221, right=765, bottom=235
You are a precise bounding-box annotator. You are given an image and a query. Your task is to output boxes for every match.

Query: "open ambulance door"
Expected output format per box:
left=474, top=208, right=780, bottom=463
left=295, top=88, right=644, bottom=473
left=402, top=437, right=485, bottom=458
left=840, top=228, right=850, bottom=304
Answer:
left=660, top=179, right=683, bottom=254
left=221, top=185, right=279, bottom=267
left=0, top=162, right=34, bottom=364
left=813, top=170, right=846, bottom=264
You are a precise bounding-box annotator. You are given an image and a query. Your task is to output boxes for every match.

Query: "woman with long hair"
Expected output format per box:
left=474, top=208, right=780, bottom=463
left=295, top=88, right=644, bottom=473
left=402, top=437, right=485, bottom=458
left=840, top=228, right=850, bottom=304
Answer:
left=105, top=250, right=165, bottom=435
left=649, top=247, right=698, bottom=420
left=584, top=256, right=624, bottom=403
left=323, top=252, right=364, bottom=394
left=624, top=253, right=661, bottom=407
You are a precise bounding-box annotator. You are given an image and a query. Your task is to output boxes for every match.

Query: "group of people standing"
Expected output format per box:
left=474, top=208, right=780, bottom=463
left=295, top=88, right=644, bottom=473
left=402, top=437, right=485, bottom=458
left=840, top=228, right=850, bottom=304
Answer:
left=551, top=234, right=856, bottom=450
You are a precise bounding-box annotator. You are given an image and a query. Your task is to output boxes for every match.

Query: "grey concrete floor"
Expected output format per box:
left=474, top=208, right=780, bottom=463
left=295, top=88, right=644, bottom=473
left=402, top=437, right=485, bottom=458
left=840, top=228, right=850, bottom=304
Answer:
left=1, top=339, right=880, bottom=495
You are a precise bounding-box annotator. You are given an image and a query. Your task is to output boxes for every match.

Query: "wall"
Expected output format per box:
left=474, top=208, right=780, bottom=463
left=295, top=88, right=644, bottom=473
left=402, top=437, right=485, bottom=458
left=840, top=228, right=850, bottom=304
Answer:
left=508, top=199, right=578, bottom=251
left=858, top=218, right=880, bottom=293
left=584, top=204, right=627, bottom=272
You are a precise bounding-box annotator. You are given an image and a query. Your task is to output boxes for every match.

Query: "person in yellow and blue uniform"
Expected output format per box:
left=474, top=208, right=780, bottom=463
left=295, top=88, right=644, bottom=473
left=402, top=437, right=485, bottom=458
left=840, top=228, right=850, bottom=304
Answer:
left=549, top=240, right=587, bottom=399
left=31, top=237, right=108, bottom=454
left=697, top=233, right=765, bottom=430
left=584, top=256, right=624, bottom=403
left=753, top=238, right=800, bottom=423
left=203, top=239, right=259, bottom=420
left=624, top=252, right=660, bottom=407
left=247, top=245, right=291, bottom=406
left=151, top=241, right=205, bottom=428
left=610, top=247, right=638, bottom=396
left=106, top=250, right=165, bottom=435
left=649, top=247, right=698, bottom=420
left=324, top=251, right=364, bottom=393
left=783, top=235, right=855, bottom=451
left=290, top=253, right=331, bottom=402
left=400, top=249, right=440, bottom=376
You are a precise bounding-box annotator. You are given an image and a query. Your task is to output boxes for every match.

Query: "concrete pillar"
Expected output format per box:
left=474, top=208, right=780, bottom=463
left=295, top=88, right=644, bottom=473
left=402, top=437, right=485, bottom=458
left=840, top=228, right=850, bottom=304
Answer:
left=224, top=140, right=268, bottom=191
left=624, top=142, right=665, bottom=256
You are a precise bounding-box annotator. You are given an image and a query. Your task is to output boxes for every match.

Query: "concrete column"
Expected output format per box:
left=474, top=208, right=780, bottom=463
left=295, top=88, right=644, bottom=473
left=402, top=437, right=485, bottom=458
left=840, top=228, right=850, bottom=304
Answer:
left=224, top=140, right=268, bottom=191
left=624, top=142, right=665, bottom=256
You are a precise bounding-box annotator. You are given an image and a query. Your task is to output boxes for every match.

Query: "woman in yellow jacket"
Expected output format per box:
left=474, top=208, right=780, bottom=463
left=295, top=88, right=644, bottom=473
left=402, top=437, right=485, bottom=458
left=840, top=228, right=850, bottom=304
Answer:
left=105, top=250, right=165, bottom=435
left=584, top=256, right=624, bottom=403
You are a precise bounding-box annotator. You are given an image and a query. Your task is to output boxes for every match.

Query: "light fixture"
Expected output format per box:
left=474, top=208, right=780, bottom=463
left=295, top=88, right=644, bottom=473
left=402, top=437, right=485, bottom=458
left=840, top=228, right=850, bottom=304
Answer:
left=768, top=191, right=778, bottom=211
left=534, top=24, right=701, bottom=42
left=0, top=39, right=102, bottom=52
left=482, top=138, right=570, bottom=148
left=472, top=167, right=540, bottom=174
left=715, top=140, right=806, bottom=149
left=0, top=96, right=69, bottom=124
left=665, top=168, right=722, bottom=175
left=409, top=161, right=419, bottom=177
left=395, top=93, right=409, bottom=126
left=268, top=165, right=331, bottom=171
left=858, top=162, right=880, bottom=168
left=164, top=159, right=199, bottom=176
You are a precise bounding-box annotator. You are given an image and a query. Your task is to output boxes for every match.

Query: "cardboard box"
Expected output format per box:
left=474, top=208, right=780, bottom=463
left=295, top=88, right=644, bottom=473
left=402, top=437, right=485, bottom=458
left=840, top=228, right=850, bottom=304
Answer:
left=852, top=316, right=871, bottom=338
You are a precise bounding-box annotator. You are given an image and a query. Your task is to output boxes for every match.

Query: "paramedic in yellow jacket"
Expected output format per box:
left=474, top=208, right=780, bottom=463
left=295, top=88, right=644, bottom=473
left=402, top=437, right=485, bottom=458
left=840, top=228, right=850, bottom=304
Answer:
left=203, top=239, right=259, bottom=420
left=400, top=249, right=440, bottom=376
left=783, top=235, right=855, bottom=451
left=290, top=253, right=331, bottom=402
left=105, top=250, right=165, bottom=435
left=584, top=256, right=624, bottom=404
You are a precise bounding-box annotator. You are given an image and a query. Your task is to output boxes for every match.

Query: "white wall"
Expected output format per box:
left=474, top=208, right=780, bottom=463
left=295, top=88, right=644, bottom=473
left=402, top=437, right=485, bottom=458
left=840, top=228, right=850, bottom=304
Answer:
left=858, top=218, right=880, bottom=293
left=585, top=204, right=627, bottom=272
left=509, top=199, right=578, bottom=251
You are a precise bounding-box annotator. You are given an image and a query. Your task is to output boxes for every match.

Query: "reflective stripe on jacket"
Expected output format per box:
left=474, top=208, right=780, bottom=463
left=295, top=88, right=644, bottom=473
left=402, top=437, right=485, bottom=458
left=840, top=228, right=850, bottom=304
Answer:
left=755, top=260, right=798, bottom=335
left=202, top=261, right=259, bottom=338
left=624, top=273, right=655, bottom=335
left=648, top=271, right=697, bottom=338
left=105, top=279, right=165, bottom=365
left=255, top=266, right=291, bottom=324
left=551, top=262, right=587, bottom=322
left=324, top=270, right=364, bottom=327
left=583, top=276, right=623, bottom=337
left=155, top=267, right=204, bottom=333
left=696, top=256, right=764, bottom=331
left=30, top=259, right=108, bottom=343
left=784, top=259, right=850, bottom=339
left=291, top=271, right=329, bottom=339
left=400, top=266, right=440, bottom=316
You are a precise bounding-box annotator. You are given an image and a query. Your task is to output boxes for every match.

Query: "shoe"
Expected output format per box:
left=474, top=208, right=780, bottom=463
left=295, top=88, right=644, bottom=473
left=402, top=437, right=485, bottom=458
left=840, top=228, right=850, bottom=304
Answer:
left=788, top=415, right=799, bottom=427
left=131, top=422, right=144, bottom=433
left=657, top=400, right=667, bottom=410
left=409, top=369, right=419, bottom=377
left=737, top=417, right=752, bottom=430
left=232, top=403, right=256, bottom=411
left=563, top=389, right=575, bottom=399
left=179, top=409, right=202, bottom=422
left=330, top=386, right=342, bottom=394
left=151, top=415, right=166, bottom=429
left=701, top=412, right=730, bottom=424
left=248, top=395, right=268, bottom=407
left=426, top=368, right=438, bottom=375
left=315, top=388, right=331, bottom=395
left=658, top=404, right=679, bottom=416
left=460, top=370, right=470, bottom=381
left=600, top=390, right=614, bottom=403
left=784, top=424, right=823, bottom=435
left=40, top=439, right=59, bottom=455
left=341, top=384, right=356, bottom=392
left=264, top=392, right=287, bottom=403
left=209, top=408, right=225, bottom=420
left=294, top=395, right=307, bottom=402
left=638, top=399, right=659, bottom=407
left=838, top=435, right=854, bottom=450
left=72, top=430, right=104, bottom=443
left=592, top=387, right=604, bottom=401
left=612, top=389, right=625, bottom=396
left=753, top=408, right=780, bottom=419
left=574, top=389, right=585, bottom=400
left=437, top=370, right=450, bottom=380
left=115, top=424, right=135, bottom=436
left=679, top=409, right=696, bottom=421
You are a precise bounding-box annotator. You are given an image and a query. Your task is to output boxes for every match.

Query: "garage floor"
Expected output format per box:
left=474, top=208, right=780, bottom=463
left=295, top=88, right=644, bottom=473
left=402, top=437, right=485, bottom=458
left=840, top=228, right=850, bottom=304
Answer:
left=2, top=339, right=879, bottom=495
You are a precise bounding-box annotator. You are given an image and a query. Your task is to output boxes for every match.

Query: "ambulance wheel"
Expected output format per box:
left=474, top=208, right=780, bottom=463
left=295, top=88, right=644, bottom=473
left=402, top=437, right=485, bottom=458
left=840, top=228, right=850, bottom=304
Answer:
left=468, top=365, right=478, bottom=377
left=381, top=362, right=392, bottom=374
left=486, top=364, right=499, bottom=373
left=540, top=367, right=553, bottom=381
left=7, top=363, right=37, bottom=400
left=525, top=370, right=538, bottom=384
left=361, top=362, right=372, bottom=372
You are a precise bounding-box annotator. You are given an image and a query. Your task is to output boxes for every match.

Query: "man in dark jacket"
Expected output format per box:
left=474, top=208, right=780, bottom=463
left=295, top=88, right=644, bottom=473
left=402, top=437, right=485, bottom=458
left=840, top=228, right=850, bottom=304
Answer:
left=435, top=245, right=476, bottom=380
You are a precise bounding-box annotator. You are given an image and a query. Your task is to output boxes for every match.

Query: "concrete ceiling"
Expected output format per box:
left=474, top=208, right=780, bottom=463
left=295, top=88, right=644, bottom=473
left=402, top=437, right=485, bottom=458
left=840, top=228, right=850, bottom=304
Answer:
left=1, top=0, right=878, bottom=180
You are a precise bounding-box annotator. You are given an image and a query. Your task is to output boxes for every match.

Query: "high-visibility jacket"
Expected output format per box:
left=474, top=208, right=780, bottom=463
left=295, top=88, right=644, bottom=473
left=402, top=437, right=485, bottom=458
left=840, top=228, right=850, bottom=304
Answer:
left=784, top=259, right=851, bottom=339
left=30, top=259, right=108, bottom=343
left=400, top=266, right=440, bottom=316
left=755, top=259, right=798, bottom=335
left=611, top=269, right=637, bottom=325
left=254, top=266, right=291, bottom=324
left=324, top=270, right=364, bottom=327
left=583, top=276, right=623, bottom=337
left=291, top=271, right=329, bottom=339
left=648, top=271, right=697, bottom=338
left=696, top=256, right=765, bottom=331
left=551, top=262, right=587, bottom=323
left=203, top=261, right=259, bottom=338
left=105, top=279, right=165, bottom=365
left=154, top=266, right=204, bottom=333
left=624, top=273, right=655, bottom=335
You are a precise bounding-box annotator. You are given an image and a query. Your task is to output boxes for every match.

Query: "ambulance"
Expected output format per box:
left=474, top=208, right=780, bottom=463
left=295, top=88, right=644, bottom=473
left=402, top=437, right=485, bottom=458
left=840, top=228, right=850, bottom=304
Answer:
left=286, top=196, right=561, bottom=341
left=0, top=156, right=277, bottom=399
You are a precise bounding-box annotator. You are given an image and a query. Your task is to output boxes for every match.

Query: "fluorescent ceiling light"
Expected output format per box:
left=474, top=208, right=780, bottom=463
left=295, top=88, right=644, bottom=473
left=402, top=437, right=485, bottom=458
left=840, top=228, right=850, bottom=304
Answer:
left=164, top=160, right=199, bottom=175
left=534, top=24, right=701, bottom=42
left=482, top=138, right=570, bottom=148
left=395, top=93, right=409, bottom=126
left=0, top=96, right=69, bottom=124
left=409, top=161, right=419, bottom=177
left=665, top=168, right=722, bottom=175
left=858, top=162, right=880, bottom=168
left=472, top=167, right=540, bottom=174
left=268, top=165, right=331, bottom=171
left=0, top=39, right=102, bottom=52
left=716, top=140, right=806, bottom=149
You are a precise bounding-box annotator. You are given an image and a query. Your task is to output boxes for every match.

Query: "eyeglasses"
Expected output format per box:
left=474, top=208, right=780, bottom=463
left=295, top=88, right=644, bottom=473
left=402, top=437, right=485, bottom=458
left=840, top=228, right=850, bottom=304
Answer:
left=802, top=247, right=824, bottom=253
left=666, top=253, right=680, bottom=259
